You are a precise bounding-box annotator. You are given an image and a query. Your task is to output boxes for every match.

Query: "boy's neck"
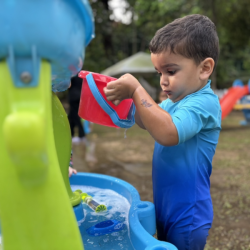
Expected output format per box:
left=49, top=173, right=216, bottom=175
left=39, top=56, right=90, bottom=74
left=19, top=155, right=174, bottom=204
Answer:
left=199, top=78, right=210, bottom=90
left=172, top=79, right=210, bottom=103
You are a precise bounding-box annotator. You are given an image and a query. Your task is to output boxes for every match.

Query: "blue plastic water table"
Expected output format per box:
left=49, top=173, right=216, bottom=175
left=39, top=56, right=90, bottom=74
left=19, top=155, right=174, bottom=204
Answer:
left=0, top=0, right=177, bottom=249
left=0, top=0, right=94, bottom=92
left=70, top=173, right=177, bottom=250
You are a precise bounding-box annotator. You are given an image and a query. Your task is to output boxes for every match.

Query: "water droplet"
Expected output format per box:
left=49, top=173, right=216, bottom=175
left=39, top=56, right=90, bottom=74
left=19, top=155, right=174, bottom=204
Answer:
left=124, top=129, right=127, bottom=138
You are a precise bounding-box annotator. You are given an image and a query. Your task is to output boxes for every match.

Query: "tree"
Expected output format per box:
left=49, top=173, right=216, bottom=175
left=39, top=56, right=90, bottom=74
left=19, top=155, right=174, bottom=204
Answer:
left=83, top=0, right=250, bottom=89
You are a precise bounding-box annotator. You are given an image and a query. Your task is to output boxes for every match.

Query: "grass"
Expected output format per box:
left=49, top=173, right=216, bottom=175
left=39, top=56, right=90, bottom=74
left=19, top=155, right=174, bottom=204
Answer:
left=74, top=110, right=250, bottom=250
left=205, top=111, right=250, bottom=250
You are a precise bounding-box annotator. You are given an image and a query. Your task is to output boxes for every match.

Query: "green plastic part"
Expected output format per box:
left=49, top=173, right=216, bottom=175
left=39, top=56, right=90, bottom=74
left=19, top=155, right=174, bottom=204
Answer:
left=81, top=193, right=107, bottom=213
left=81, top=192, right=92, bottom=202
left=3, top=112, right=48, bottom=186
left=75, top=189, right=83, bottom=194
left=95, top=204, right=107, bottom=213
left=0, top=60, right=84, bottom=250
left=52, top=90, right=81, bottom=207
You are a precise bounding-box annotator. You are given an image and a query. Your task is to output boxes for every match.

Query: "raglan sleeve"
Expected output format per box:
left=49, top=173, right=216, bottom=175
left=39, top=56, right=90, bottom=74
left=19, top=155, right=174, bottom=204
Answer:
left=171, top=95, right=221, bottom=144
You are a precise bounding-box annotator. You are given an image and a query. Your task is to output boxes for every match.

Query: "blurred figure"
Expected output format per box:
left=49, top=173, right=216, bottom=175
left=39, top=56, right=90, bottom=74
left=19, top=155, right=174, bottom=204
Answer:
left=68, top=74, right=86, bottom=144
left=69, top=151, right=77, bottom=177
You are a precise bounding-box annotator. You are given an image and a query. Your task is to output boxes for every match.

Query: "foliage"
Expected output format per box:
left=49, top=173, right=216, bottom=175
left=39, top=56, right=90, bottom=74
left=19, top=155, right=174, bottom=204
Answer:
left=83, top=0, right=250, bottom=89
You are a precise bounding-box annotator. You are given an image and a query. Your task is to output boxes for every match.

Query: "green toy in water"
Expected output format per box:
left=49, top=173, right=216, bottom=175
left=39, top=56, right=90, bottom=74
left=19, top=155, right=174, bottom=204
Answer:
left=75, top=190, right=107, bottom=212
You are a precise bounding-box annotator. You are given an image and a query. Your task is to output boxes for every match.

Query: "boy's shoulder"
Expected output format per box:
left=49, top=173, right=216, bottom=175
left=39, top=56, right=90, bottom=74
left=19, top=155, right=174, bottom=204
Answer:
left=184, top=89, right=219, bottom=105
left=161, top=85, right=221, bottom=127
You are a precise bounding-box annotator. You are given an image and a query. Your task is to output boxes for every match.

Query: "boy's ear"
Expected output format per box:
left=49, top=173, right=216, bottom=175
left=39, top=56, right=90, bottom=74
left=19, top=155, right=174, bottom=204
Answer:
left=199, top=58, right=215, bottom=80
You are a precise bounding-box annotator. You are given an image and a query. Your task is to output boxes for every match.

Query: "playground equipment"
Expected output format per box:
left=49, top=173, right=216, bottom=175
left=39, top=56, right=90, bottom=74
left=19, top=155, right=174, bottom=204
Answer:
left=80, top=191, right=107, bottom=212
left=0, top=0, right=93, bottom=249
left=71, top=173, right=178, bottom=249
left=220, top=79, right=250, bottom=122
left=0, top=1, right=177, bottom=249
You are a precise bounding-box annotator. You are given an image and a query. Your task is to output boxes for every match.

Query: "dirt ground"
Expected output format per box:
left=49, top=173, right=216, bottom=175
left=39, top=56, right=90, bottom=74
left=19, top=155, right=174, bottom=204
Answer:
left=72, top=111, right=250, bottom=250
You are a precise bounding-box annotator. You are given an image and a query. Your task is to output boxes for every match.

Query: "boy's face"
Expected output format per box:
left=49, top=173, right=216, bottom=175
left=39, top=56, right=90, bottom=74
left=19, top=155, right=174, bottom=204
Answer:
left=151, top=50, right=206, bottom=103
left=159, top=90, right=168, bottom=103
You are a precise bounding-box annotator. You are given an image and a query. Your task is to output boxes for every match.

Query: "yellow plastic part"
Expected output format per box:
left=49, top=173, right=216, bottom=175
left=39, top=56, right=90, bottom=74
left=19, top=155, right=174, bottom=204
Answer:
left=234, top=103, right=250, bottom=110
left=0, top=60, right=84, bottom=250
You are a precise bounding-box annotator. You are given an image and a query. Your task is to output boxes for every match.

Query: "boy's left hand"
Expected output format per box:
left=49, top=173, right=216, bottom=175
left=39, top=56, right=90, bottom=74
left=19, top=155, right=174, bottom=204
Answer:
left=103, top=74, right=141, bottom=106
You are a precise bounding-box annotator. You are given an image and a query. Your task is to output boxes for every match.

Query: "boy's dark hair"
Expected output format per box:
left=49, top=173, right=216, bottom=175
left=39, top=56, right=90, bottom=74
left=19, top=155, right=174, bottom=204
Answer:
left=149, top=14, right=219, bottom=67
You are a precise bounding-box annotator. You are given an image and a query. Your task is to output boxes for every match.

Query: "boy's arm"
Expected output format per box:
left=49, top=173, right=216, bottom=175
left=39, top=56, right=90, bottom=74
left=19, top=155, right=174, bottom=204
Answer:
left=135, top=110, right=146, bottom=129
left=132, top=86, right=178, bottom=146
left=104, top=74, right=178, bottom=146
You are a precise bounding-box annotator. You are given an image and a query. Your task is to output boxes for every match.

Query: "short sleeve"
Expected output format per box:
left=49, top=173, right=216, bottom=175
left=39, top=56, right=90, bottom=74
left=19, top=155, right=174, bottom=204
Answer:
left=172, top=95, right=221, bottom=144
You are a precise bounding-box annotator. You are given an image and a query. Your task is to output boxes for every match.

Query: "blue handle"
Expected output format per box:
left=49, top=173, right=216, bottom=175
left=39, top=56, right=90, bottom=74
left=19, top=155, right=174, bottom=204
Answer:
left=86, top=73, right=135, bottom=128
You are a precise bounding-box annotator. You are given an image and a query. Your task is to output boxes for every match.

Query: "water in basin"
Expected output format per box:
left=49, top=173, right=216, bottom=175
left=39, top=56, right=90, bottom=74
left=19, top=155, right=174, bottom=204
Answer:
left=71, top=185, right=135, bottom=250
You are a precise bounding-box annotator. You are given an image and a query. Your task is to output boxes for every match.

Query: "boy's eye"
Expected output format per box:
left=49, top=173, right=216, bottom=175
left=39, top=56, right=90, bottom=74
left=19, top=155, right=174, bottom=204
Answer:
left=168, top=70, right=176, bottom=75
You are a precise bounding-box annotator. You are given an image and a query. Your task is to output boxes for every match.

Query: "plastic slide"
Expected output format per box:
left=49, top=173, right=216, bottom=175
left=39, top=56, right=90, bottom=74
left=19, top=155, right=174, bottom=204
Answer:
left=220, top=85, right=250, bottom=120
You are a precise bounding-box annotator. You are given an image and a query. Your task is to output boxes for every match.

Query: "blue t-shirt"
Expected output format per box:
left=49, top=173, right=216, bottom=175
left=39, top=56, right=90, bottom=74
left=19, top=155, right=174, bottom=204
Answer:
left=153, top=80, right=221, bottom=235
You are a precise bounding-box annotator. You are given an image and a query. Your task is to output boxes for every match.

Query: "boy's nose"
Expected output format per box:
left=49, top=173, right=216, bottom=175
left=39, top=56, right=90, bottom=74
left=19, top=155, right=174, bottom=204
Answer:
left=160, top=77, right=169, bottom=87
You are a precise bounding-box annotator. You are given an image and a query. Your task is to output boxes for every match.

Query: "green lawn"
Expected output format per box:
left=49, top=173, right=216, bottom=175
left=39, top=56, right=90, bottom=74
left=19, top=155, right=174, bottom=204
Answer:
left=73, top=110, right=250, bottom=250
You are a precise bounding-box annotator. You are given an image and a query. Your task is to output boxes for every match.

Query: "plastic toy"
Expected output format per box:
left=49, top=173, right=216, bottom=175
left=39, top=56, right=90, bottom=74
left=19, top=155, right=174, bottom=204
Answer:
left=71, top=173, right=178, bottom=249
left=74, top=189, right=107, bottom=212
left=231, top=79, right=250, bottom=125
left=78, top=71, right=135, bottom=128
left=220, top=79, right=250, bottom=121
left=0, top=0, right=94, bottom=92
left=0, top=1, right=177, bottom=250
left=86, top=219, right=124, bottom=236
left=81, top=192, right=107, bottom=212
left=0, top=0, right=94, bottom=249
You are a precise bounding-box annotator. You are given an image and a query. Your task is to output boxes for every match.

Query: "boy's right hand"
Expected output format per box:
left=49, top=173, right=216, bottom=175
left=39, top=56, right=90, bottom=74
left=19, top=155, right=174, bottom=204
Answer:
left=103, top=74, right=141, bottom=106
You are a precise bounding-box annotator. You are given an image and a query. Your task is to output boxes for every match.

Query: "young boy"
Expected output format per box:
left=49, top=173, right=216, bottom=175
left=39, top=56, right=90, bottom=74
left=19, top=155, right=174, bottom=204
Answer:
left=104, top=14, right=221, bottom=250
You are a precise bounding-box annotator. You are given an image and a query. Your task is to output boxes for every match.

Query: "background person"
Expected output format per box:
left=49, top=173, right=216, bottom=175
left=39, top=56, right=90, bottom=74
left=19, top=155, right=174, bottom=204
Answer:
left=68, top=74, right=86, bottom=144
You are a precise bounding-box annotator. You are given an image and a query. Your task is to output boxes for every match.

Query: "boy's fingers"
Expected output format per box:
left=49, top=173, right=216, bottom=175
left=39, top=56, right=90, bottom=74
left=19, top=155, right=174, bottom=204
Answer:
left=106, top=80, right=117, bottom=89
left=104, top=88, right=119, bottom=101
left=103, top=87, right=115, bottom=96
left=120, top=73, right=130, bottom=79
left=106, top=95, right=117, bottom=102
left=113, top=100, right=121, bottom=106
left=107, top=78, right=124, bottom=89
